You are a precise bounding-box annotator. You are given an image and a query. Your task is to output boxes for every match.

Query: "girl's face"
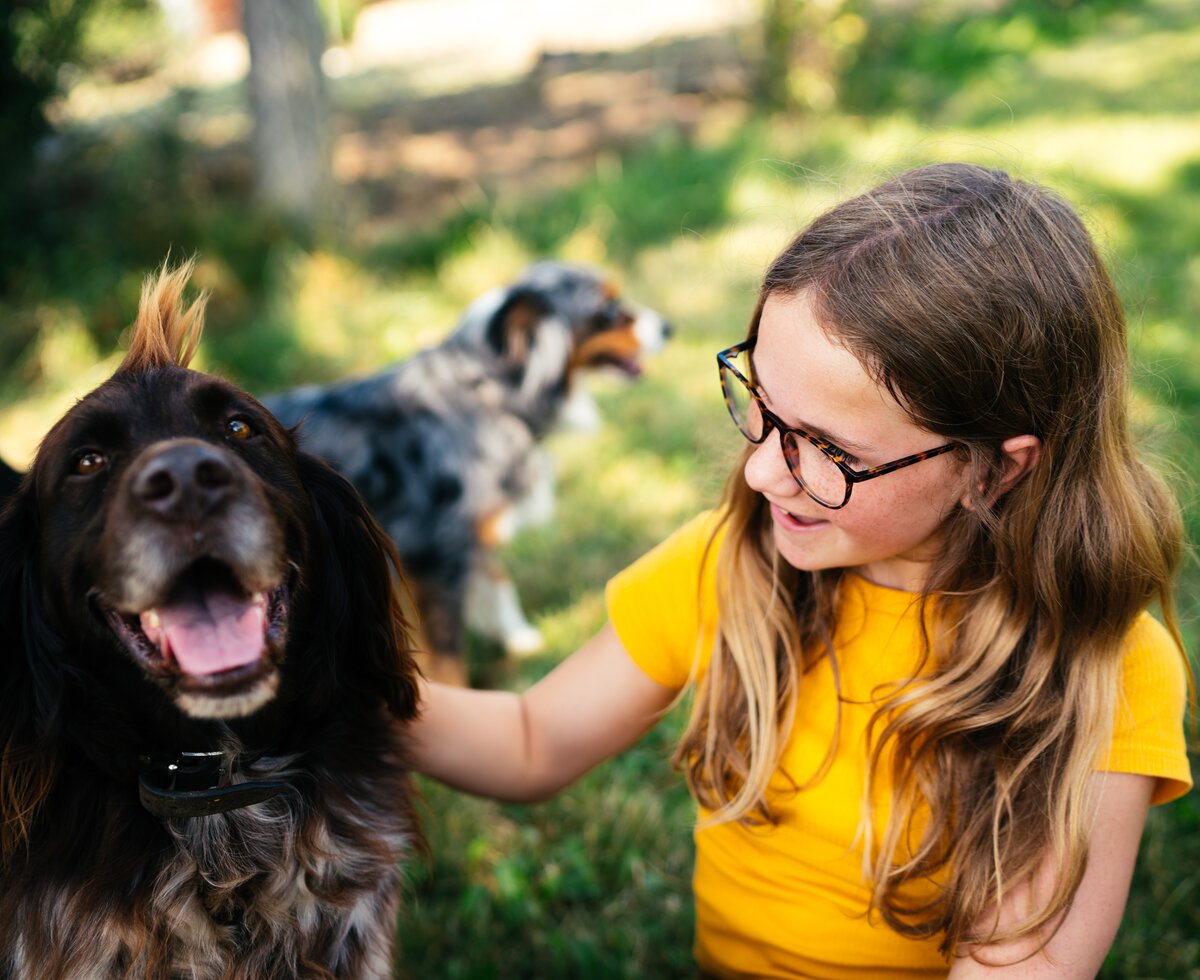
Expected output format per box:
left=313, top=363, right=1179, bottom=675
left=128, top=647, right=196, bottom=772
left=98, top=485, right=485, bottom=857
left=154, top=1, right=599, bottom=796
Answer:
left=744, top=290, right=972, bottom=592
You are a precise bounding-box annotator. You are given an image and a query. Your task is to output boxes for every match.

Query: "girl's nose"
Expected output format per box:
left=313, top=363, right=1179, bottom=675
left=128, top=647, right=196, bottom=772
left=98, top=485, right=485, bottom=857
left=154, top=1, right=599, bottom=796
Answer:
left=743, top=434, right=796, bottom=496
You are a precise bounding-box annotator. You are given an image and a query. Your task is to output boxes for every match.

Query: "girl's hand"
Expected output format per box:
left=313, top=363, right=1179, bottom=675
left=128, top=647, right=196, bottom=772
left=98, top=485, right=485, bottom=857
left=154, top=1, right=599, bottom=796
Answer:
left=411, top=622, right=679, bottom=802
left=949, top=772, right=1154, bottom=978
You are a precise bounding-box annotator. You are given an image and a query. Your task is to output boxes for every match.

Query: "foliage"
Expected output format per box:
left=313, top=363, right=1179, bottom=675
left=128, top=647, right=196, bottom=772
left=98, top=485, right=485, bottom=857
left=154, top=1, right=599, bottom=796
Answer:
left=1, top=0, right=91, bottom=274
left=317, top=0, right=362, bottom=46
left=756, top=0, right=867, bottom=111
left=839, top=0, right=1151, bottom=115
left=0, top=0, right=167, bottom=280
left=3, top=0, right=90, bottom=138
left=754, top=0, right=1158, bottom=117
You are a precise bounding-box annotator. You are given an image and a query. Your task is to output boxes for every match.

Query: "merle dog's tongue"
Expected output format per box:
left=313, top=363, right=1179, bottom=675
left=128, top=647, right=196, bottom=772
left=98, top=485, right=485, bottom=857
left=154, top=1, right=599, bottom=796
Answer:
left=140, top=569, right=266, bottom=676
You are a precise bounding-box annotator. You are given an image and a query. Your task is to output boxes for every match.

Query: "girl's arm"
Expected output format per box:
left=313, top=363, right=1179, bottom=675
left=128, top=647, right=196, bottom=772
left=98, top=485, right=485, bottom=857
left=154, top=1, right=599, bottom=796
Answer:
left=948, top=771, right=1155, bottom=979
left=411, top=621, right=679, bottom=802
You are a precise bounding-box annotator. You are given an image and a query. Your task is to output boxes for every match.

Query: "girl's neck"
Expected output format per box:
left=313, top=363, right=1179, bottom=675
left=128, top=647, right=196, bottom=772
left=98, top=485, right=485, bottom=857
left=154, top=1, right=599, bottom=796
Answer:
left=848, top=559, right=931, bottom=594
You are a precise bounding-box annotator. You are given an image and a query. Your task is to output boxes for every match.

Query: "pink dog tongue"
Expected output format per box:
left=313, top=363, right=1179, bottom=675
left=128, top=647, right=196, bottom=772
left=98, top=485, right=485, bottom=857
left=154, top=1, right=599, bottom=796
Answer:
left=146, top=590, right=266, bottom=676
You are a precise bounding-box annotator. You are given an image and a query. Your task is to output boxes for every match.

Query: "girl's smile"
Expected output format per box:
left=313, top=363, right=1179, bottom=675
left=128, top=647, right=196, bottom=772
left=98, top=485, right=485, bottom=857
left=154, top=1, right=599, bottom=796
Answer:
left=768, top=502, right=830, bottom=532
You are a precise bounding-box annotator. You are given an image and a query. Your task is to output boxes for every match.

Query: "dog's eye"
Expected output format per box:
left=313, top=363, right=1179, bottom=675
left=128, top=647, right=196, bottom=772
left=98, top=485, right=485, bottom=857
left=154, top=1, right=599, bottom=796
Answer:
left=226, top=418, right=254, bottom=441
left=75, top=452, right=106, bottom=476
left=593, top=300, right=622, bottom=327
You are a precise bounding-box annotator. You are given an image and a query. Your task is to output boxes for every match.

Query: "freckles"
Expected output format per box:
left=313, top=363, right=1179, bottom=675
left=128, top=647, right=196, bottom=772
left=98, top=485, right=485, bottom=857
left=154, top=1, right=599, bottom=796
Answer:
left=848, top=477, right=956, bottom=537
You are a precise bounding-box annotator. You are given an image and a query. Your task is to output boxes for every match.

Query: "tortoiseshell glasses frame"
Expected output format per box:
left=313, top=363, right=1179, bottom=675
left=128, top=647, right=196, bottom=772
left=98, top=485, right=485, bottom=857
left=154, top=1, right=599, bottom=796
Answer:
left=717, top=340, right=959, bottom=510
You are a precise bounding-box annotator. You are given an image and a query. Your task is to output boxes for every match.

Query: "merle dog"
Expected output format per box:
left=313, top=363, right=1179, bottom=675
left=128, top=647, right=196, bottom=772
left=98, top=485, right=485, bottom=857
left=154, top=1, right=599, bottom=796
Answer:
left=265, top=261, right=670, bottom=684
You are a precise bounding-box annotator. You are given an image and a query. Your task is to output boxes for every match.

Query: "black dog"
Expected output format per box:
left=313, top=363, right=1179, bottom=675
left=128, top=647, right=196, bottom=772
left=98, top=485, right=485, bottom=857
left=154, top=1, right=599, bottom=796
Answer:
left=0, top=262, right=420, bottom=978
left=0, top=456, right=20, bottom=500
left=265, top=261, right=670, bottom=684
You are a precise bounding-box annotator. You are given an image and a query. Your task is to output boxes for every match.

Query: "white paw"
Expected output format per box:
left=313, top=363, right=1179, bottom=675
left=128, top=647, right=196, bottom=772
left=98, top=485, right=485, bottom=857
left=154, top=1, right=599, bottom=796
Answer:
left=504, top=627, right=545, bottom=658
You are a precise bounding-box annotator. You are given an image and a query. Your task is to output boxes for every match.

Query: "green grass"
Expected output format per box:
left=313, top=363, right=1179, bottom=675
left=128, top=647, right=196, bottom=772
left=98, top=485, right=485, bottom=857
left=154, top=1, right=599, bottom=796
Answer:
left=2, top=0, right=1199, bottom=975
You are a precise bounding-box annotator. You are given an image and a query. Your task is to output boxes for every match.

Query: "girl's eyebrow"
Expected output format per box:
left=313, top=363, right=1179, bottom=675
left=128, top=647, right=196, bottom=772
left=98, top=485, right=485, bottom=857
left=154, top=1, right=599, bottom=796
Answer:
left=750, top=351, right=877, bottom=456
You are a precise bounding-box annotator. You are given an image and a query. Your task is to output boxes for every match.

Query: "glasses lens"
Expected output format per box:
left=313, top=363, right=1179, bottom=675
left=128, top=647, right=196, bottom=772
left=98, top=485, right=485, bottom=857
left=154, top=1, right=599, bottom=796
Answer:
left=782, top=434, right=849, bottom=507
left=720, top=362, right=765, bottom=441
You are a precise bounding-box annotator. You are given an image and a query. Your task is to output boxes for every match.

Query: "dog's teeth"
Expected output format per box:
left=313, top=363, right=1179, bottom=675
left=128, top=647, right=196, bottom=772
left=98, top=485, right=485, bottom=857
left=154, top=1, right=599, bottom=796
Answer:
left=145, top=609, right=161, bottom=629
left=252, top=592, right=265, bottom=604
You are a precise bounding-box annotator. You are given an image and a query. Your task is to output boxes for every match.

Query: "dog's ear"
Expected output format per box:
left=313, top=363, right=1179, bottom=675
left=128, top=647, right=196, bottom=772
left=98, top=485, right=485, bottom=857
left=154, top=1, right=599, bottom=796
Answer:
left=484, top=287, right=554, bottom=364
left=485, top=287, right=573, bottom=404
left=0, top=480, right=62, bottom=866
left=297, top=453, right=420, bottom=721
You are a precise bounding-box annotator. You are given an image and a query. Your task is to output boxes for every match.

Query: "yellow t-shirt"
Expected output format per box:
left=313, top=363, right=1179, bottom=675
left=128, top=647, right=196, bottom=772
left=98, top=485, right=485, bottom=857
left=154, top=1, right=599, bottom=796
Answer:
left=605, top=511, right=1193, bottom=979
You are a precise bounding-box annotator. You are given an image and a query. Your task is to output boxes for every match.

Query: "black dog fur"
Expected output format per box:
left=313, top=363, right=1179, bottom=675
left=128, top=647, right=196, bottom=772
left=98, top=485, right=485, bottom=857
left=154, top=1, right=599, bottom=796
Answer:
left=0, top=263, right=420, bottom=979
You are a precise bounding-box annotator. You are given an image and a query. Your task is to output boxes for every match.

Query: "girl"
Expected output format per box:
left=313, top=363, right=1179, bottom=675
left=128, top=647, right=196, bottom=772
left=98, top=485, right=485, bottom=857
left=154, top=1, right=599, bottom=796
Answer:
left=413, top=163, right=1192, bottom=977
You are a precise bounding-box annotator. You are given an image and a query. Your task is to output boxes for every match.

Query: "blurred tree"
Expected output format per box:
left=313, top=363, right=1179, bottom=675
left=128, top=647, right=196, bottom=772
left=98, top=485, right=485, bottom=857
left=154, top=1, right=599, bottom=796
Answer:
left=757, top=0, right=865, bottom=112
left=242, top=0, right=331, bottom=230
left=0, top=0, right=92, bottom=278
left=758, top=0, right=803, bottom=108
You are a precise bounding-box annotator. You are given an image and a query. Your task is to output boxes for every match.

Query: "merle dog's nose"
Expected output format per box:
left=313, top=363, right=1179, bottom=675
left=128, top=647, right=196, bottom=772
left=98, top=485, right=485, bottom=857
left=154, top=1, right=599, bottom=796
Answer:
left=132, top=441, right=236, bottom=521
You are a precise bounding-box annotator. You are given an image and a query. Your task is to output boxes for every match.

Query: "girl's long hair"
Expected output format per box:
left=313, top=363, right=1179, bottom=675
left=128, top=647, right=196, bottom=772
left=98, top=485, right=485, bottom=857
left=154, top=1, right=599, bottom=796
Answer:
left=675, top=163, right=1185, bottom=952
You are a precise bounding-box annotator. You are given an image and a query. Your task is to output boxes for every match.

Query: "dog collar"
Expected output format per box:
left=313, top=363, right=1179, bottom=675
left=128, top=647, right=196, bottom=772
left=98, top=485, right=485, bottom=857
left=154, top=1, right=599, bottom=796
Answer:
left=137, top=750, right=289, bottom=819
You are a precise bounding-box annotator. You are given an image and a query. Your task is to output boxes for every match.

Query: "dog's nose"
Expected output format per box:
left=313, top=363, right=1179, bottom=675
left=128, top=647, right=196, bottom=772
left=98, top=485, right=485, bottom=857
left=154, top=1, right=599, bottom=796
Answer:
left=132, top=442, right=236, bottom=521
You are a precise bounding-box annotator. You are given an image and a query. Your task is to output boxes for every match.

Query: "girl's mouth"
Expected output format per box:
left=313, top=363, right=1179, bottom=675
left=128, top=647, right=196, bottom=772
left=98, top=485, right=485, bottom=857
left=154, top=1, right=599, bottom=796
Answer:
left=770, top=503, right=830, bottom=532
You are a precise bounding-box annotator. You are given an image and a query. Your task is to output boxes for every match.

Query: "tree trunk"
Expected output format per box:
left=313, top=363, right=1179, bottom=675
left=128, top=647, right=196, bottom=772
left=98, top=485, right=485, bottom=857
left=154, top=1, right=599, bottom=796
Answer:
left=242, top=0, right=331, bottom=227
left=759, top=0, right=803, bottom=109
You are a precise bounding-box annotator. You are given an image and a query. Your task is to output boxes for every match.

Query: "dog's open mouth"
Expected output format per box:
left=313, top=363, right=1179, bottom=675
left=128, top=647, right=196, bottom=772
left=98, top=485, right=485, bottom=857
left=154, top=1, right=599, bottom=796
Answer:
left=593, top=353, right=643, bottom=377
left=102, top=559, right=289, bottom=698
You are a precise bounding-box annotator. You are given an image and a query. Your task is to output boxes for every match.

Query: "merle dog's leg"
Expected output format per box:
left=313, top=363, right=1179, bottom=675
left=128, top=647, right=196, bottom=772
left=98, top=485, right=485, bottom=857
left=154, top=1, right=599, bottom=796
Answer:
left=464, top=553, right=544, bottom=658
left=411, top=574, right=471, bottom=687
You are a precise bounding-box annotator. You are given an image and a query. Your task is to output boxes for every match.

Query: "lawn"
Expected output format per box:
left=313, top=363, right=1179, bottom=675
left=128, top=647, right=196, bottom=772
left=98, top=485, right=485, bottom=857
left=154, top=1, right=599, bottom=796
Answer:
left=1, top=0, right=1197, bottom=976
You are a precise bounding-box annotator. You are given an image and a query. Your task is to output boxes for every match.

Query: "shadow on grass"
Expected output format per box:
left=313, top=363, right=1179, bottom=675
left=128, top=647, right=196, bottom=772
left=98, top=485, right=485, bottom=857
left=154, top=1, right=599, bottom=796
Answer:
left=359, top=120, right=767, bottom=275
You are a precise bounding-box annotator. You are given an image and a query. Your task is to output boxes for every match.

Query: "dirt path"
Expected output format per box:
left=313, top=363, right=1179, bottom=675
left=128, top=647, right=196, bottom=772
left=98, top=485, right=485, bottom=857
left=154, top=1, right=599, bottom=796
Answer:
left=177, top=0, right=757, bottom=232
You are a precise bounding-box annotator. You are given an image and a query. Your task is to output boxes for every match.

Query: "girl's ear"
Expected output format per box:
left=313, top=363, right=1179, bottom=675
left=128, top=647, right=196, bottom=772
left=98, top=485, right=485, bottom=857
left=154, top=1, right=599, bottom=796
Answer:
left=961, top=435, right=1042, bottom=510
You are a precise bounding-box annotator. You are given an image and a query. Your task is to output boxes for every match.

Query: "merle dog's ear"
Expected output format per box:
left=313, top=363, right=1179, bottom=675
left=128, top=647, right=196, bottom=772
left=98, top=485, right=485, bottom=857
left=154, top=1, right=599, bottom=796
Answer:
left=297, top=453, right=419, bottom=721
left=0, top=479, right=61, bottom=865
left=484, top=286, right=552, bottom=363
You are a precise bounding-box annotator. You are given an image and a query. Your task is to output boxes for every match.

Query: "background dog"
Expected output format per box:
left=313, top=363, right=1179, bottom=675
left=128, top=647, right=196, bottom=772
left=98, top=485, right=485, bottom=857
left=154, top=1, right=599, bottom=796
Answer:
left=0, top=262, right=420, bottom=979
left=264, top=261, right=670, bottom=684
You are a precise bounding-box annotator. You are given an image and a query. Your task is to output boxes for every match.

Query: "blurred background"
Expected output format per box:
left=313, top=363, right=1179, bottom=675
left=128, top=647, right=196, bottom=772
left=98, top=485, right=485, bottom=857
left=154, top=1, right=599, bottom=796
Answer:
left=2, top=0, right=1197, bottom=975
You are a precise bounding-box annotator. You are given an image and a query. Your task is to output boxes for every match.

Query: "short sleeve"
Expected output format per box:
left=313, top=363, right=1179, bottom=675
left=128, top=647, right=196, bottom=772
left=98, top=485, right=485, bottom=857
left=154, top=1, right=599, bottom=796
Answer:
left=604, top=510, right=724, bottom=689
left=1101, top=612, right=1193, bottom=806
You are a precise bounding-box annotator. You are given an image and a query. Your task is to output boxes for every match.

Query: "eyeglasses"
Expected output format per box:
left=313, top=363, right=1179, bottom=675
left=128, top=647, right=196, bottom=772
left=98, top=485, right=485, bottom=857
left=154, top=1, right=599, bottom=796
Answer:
left=717, top=340, right=958, bottom=509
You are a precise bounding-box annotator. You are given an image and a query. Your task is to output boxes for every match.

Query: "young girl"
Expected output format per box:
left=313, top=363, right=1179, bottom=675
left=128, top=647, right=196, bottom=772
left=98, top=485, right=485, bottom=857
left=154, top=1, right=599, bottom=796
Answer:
left=413, top=163, right=1192, bottom=977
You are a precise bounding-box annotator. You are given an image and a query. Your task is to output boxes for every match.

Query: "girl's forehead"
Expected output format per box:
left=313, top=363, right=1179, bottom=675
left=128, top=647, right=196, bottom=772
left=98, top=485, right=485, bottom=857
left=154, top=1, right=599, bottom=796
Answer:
left=755, top=292, right=924, bottom=449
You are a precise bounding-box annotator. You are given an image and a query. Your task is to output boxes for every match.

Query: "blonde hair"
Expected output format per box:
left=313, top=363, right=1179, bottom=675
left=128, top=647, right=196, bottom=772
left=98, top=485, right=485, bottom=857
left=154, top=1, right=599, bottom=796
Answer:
left=675, top=163, right=1186, bottom=952
left=120, top=257, right=206, bottom=373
